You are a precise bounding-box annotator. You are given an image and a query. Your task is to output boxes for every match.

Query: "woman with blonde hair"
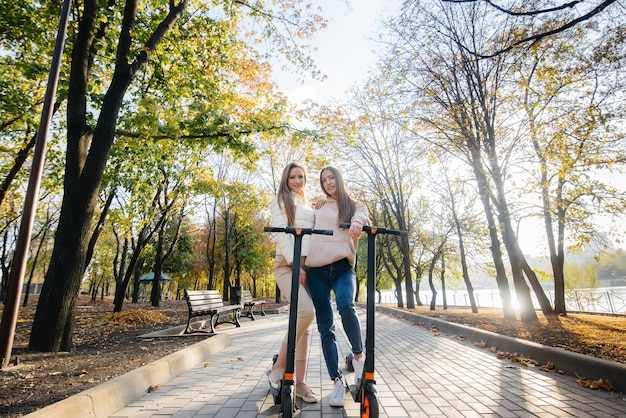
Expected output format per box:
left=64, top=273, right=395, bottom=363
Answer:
left=267, top=161, right=317, bottom=403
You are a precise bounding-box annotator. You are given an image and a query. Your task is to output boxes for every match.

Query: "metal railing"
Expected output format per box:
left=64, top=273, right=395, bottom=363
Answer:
left=378, top=287, right=626, bottom=315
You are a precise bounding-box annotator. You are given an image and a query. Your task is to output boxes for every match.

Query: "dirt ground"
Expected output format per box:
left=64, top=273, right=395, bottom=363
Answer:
left=0, top=295, right=625, bottom=417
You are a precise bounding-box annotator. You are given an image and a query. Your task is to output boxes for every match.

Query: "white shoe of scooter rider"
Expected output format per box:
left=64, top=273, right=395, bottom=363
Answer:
left=267, top=367, right=283, bottom=390
left=329, top=377, right=345, bottom=407
left=352, top=355, right=365, bottom=387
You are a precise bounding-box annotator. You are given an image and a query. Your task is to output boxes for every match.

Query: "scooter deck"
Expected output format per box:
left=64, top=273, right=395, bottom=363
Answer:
left=342, top=362, right=362, bottom=402
left=346, top=383, right=360, bottom=401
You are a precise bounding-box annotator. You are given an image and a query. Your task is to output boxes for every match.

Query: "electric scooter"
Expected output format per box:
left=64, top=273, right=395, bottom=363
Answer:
left=340, top=222, right=407, bottom=418
left=264, top=226, right=333, bottom=418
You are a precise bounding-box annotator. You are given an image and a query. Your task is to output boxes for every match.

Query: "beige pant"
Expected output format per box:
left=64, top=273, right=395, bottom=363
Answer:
left=274, top=255, right=315, bottom=362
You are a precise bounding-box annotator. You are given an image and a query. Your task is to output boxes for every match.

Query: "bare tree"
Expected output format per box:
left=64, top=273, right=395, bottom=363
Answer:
left=326, top=80, right=423, bottom=309
left=384, top=1, right=549, bottom=320
left=442, top=0, right=620, bottom=57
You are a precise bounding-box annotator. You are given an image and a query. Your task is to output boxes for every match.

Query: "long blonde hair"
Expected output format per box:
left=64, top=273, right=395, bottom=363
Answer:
left=277, top=162, right=308, bottom=226
left=319, top=166, right=355, bottom=224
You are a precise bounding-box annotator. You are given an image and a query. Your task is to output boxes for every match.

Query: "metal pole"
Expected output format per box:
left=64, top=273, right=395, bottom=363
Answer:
left=0, top=0, right=72, bottom=369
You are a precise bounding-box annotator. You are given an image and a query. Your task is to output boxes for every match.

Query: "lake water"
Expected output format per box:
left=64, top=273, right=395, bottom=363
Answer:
left=378, top=286, right=626, bottom=315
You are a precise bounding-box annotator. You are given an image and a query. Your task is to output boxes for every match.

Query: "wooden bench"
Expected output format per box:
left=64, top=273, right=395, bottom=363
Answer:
left=241, top=289, right=267, bottom=321
left=184, top=289, right=242, bottom=334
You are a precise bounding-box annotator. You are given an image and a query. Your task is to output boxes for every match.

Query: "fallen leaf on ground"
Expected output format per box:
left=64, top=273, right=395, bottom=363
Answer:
left=576, top=374, right=616, bottom=392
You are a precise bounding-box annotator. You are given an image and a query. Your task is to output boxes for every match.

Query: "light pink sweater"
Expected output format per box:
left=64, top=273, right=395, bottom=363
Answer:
left=305, top=198, right=369, bottom=268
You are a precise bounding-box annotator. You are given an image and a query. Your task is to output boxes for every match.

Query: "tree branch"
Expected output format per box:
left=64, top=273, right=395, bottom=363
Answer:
left=443, top=0, right=619, bottom=58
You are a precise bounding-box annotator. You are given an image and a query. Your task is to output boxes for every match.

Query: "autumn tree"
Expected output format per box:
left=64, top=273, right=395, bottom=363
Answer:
left=383, top=1, right=548, bottom=321
left=27, top=0, right=325, bottom=352
left=423, top=210, right=455, bottom=311
left=148, top=182, right=186, bottom=307
left=310, top=78, right=425, bottom=308
left=434, top=159, right=483, bottom=313
left=515, top=33, right=626, bottom=314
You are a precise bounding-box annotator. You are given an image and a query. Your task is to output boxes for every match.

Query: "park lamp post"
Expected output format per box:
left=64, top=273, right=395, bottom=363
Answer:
left=0, top=0, right=72, bottom=370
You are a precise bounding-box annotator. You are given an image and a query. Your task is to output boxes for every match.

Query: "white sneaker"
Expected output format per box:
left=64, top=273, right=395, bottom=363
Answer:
left=267, top=367, right=283, bottom=390
left=329, top=377, right=345, bottom=407
left=352, top=355, right=365, bottom=387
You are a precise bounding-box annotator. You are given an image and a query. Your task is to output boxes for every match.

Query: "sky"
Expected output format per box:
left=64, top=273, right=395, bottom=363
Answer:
left=272, top=0, right=400, bottom=105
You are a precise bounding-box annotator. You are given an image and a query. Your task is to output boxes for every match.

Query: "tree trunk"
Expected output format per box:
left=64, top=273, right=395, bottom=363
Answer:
left=222, top=209, right=232, bottom=300
left=23, top=223, right=50, bottom=307
left=29, top=167, right=102, bottom=351
left=83, top=190, right=116, bottom=276
left=401, top=235, right=415, bottom=309
left=414, top=266, right=423, bottom=306
left=428, top=251, right=440, bottom=311
left=150, top=206, right=184, bottom=307
left=545, top=178, right=568, bottom=315
left=150, top=270, right=163, bottom=307
left=491, top=178, right=540, bottom=322
left=29, top=0, right=130, bottom=351
left=206, top=210, right=217, bottom=290
left=554, top=206, right=567, bottom=314
left=498, top=213, right=539, bottom=322
left=453, top=211, right=478, bottom=313
left=112, top=236, right=129, bottom=301
left=441, top=253, right=447, bottom=310
left=468, top=147, right=515, bottom=320
left=150, top=223, right=166, bottom=307
left=131, top=261, right=143, bottom=303
left=1, top=226, right=15, bottom=302
left=393, top=278, right=404, bottom=308
left=520, top=254, right=554, bottom=314
left=114, top=216, right=159, bottom=311
left=449, top=186, right=478, bottom=313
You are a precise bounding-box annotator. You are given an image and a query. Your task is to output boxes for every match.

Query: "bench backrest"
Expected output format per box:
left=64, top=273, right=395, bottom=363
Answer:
left=185, top=289, right=225, bottom=312
left=242, top=289, right=253, bottom=304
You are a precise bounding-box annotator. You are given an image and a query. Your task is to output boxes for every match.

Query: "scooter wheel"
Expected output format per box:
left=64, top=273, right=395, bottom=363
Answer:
left=281, top=390, right=294, bottom=418
left=345, top=352, right=354, bottom=372
left=360, top=391, right=379, bottom=418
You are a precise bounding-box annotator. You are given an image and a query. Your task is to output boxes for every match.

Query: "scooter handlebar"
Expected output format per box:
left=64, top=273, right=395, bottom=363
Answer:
left=264, top=226, right=333, bottom=235
left=338, top=222, right=408, bottom=236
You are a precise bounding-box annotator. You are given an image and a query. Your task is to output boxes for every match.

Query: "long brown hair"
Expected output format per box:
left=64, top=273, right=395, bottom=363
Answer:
left=277, top=162, right=308, bottom=226
left=319, top=166, right=355, bottom=224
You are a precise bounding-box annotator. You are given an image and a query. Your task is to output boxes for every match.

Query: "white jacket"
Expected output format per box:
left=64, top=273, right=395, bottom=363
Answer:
left=269, top=194, right=314, bottom=265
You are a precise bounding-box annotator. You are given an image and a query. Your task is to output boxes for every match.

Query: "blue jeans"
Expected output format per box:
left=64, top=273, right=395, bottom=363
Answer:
left=308, top=258, right=363, bottom=381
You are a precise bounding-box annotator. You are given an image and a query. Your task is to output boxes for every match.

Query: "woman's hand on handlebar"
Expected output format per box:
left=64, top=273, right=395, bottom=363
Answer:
left=348, top=222, right=363, bottom=239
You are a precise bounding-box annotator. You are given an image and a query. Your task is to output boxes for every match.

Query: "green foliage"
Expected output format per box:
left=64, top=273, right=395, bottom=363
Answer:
left=0, top=2, right=67, bottom=209
left=164, top=225, right=194, bottom=274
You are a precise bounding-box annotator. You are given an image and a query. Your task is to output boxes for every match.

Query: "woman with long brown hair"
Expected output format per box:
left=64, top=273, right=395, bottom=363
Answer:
left=305, top=166, right=369, bottom=407
left=267, top=162, right=317, bottom=403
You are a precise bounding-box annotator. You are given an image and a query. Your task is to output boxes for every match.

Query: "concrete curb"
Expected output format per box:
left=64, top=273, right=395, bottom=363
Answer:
left=377, top=305, right=626, bottom=393
left=24, top=333, right=231, bottom=418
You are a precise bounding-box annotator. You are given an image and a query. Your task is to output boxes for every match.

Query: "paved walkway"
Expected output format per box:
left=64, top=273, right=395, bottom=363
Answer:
left=103, top=307, right=626, bottom=418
